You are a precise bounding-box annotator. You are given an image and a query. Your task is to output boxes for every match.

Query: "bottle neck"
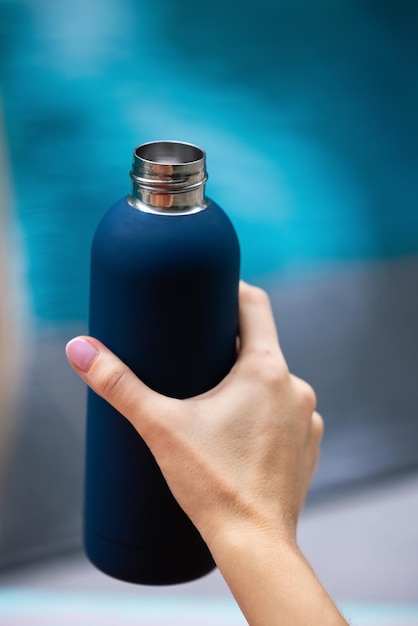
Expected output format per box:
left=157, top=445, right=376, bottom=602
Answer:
left=127, top=141, right=209, bottom=215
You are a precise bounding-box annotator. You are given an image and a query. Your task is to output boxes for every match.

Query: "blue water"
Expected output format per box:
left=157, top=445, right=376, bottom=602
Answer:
left=1, top=0, right=418, bottom=324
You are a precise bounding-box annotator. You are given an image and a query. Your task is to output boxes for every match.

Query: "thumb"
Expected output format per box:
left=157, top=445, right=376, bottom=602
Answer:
left=65, top=336, right=170, bottom=438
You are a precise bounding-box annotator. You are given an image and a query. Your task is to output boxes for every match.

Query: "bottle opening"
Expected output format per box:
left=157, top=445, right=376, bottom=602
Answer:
left=135, top=141, right=204, bottom=166
left=128, top=140, right=208, bottom=214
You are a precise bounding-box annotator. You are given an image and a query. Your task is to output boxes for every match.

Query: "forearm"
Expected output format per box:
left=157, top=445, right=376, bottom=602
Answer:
left=208, top=527, right=348, bottom=626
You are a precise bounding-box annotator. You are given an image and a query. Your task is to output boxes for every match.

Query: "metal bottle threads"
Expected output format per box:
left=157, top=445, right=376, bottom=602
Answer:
left=128, top=140, right=209, bottom=214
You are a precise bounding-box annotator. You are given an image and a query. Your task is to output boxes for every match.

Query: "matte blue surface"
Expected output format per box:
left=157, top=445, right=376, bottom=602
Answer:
left=1, top=0, right=417, bottom=324
left=85, top=197, right=239, bottom=584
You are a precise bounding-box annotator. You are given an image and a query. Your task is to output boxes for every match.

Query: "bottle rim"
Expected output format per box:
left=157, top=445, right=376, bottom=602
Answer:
left=128, top=140, right=208, bottom=214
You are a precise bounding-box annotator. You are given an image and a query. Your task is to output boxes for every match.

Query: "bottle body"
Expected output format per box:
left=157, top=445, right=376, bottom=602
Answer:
left=85, top=195, right=240, bottom=584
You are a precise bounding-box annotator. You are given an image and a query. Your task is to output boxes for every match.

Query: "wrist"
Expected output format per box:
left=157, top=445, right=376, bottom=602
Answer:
left=205, top=523, right=347, bottom=626
left=202, top=503, right=297, bottom=557
left=207, top=519, right=298, bottom=573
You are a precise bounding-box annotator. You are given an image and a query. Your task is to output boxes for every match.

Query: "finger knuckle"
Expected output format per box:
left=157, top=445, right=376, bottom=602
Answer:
left=312, top=411, right=324, bottom=441
left=98, top=367, right=126, bottom=400
left=248, top=348, right=289, bottom=389
left=294, top=377, right=317, bottom=413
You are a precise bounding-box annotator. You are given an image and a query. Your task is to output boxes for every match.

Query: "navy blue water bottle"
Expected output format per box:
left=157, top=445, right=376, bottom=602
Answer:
left=85, top=141, right=240, bottom=585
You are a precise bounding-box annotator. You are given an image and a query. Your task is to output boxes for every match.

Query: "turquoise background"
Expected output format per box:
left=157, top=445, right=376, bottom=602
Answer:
left=1, top=0, right=418, bottom=577
left=1, top=0, right=417, bottom=325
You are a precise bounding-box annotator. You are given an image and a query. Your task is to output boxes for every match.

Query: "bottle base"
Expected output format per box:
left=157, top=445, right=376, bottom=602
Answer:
left=84, top=527, right=216, bottom=586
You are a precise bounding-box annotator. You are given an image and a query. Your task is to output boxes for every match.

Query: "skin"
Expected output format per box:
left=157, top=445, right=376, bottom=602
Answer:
left=66, top=281, right=348, bottom=625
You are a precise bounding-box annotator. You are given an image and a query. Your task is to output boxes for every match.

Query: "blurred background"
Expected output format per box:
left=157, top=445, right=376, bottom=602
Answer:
left=0, top=0, right=418, bottom=623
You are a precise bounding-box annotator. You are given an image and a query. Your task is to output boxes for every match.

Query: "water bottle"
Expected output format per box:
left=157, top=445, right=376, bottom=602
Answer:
left=85, top=141, right=240, bottom=585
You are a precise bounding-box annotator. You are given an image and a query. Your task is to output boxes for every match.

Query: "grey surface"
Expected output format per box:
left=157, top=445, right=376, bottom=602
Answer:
left=0, top=325, right=86, bottom=567
left=265, top=256, right=418, bottom=498
left=298, top=472, right=418, bottom=602
left=0, top=471, right=417, bottom=602
left=1, top=256, right=417, bottom=569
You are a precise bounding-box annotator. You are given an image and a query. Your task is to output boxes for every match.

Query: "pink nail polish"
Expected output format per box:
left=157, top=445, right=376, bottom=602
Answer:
left=66, top=338, right=99, bottom=372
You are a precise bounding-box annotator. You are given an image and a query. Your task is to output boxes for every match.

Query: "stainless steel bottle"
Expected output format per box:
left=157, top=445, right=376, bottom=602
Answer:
left=85, top=141, right=240, bottom=584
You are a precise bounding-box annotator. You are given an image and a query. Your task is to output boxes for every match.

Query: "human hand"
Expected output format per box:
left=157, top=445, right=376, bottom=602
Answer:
left=65, top=281, right=322, bottom=552
left=67, top=282, right=348, bottom=626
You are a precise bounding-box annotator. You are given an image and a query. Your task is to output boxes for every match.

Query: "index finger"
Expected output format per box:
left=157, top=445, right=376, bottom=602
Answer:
left=238, top=282, right=283, bottom=358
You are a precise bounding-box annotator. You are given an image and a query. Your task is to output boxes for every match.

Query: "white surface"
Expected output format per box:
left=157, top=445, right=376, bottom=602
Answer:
left=299, top=473, right=418, bottom=602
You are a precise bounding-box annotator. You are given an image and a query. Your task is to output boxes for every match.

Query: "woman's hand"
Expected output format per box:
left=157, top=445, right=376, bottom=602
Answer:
left=66, top=282, right=321, bottom=548
left=66, top=281, right=346, bottom=625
